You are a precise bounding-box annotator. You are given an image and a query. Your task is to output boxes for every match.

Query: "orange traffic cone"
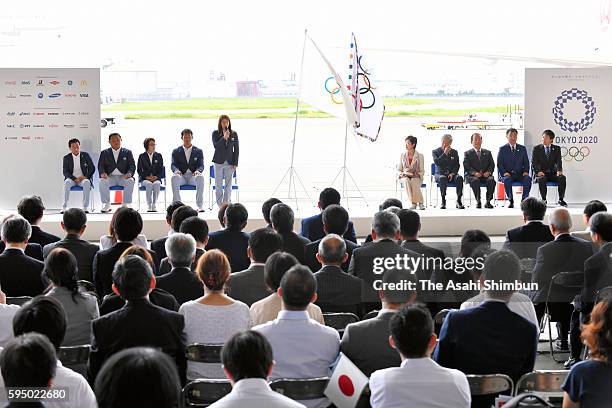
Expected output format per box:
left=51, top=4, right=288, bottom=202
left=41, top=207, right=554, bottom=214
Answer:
left=112, top=190, right=123, bottom=205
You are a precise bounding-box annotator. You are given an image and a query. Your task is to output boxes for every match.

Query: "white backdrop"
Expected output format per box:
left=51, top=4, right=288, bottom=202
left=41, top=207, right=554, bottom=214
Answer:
left=0, top=68, right=100, bottom=209
left=525, top=68, right=612, bottom=203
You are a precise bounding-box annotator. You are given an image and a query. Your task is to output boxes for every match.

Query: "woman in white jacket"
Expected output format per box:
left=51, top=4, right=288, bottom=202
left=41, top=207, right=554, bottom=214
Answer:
left=398, top=135, right=425, bottom=210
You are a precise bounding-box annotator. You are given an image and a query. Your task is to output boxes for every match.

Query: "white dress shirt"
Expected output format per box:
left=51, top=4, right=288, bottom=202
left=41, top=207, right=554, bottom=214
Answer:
left=253, top=310, right=340, bottom=408
left=0, top=304, right=20, bottom=348
left=184, top=146, right=192, bottom=163
left=460, top=292, right=538, bottom=326
left=72, top=153, right=83, bottom=178
left=209, top=378, right=305, bottom=408
left=111, top=148, right=122, bottom=176
left=370, top=357, right=471, bottom=408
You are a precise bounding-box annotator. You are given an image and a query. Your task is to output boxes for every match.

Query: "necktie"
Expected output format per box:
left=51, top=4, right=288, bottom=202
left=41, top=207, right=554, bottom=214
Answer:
left=476, top=150, right=481, bottom=160
left=545, top=146, right=550, bottom=157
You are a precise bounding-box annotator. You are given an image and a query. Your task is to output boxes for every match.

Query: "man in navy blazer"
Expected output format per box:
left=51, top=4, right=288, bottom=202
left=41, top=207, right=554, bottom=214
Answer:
left=98, top=133, right=136, bottom=212
left=497, top=128, right=531, bottom=208
left=432, top=134, right=464, bottom=209
left=170, top=129, right=205, bottom=211
left=301, top=188, right=357, bottom=244
left=62, top=138, right=95, bottom=212
left=137, top=137, right=165, bottom=212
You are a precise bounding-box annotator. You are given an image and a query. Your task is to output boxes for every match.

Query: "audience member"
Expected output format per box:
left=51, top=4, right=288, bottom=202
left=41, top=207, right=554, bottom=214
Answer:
left=227, top=228, right=283, bottom=306
left=503, top=197, right=554, bottom=259
left=270, top=203, right=310, bottom=264
left=262, top=198, right=282, bottom=228
left=43, top=248, right=99, bottom=346
left=159, top=215, right=209, bottom=275
left=17, top=195, right=60, bottom=247
left=99, top=207, right=148, bottom=250
left=0, top=214, right=45, bottom=296
left=370, top=304, right=470, bottom=408
left=179, top=249, right=251, bottom=380
left=206, top=203, right=251, bottom=272
left=250, top=252, right=324, bottom=326
left=156, top=233, right=203, bottom=305
left=573, top=199, right=608, bottom=241
left=363, top=198, right=403, bottom=243
left=580, top=211, right=612, bottom=317
left=398, top=208, right=445, bottom=264
left=218, top=202, right=229, bottom=228
left=0, top=287, right=19, bottom=348
left=210, top=330, right=305, bottom=408
left=43, top=208, right=99, bottom=283
left=150, top=201, right=185, bottom=263
left=254, top=265, right=339, bottom=408
left=0, top=240, right=43, bottom=261
left=300, top=188, right=357, bottom=243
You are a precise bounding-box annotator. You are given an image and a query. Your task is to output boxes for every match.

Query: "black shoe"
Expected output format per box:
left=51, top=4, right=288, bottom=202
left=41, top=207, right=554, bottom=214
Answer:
left=564, top=357, right=581, bottom=369
left=508, top=201, right=514, bottom=208
left=555, top=339, right=570, bottom=352
left=558, top=199, right=567, bottom=207
left=440, top=202, right=446, bottom=209
left=456, top=201, right=465, bottom=209
left=485, top=201, right=494, bottom=209
left=476, top=201, right=482, bottom=209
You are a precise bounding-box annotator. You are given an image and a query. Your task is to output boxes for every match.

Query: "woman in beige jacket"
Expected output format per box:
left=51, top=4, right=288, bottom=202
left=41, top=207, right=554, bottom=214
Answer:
left=399, top=135, right=426, bottom=209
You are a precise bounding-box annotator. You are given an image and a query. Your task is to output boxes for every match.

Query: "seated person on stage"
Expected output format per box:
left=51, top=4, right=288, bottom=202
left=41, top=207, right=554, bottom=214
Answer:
left=463, top=132, right=495, bottom=209
left=17, top=195, right=60, bottom=247
left=253, top=265, right=339, bottom=408
left=532, top=129, right=567, bottom=206
left=150, top=201, right=186, bottom=264
left=398, top=135, right=426, bottom=210
left=270, top=203, right=310, bottom=264
left=432, top=133, right=464, bottom=209
left=341, top=268, right=416, bottom=377
left=562, top=299, right=612, bottom=408
left=496, top=127, right=531, bottom=208
left=0, top=214, right=45, bottom=297
left=210, top=330, right=305, bottom=408
left=171, top=128, right=205, bottom=212
left=159, top=215, right=209, bottom=276
left=573, top=200, right=607, bottom=242
left=580, top=212, right=612, bottom=319
left=227, top=228, right=283, bottom=307
left=503, top=197, right=554, bottom=259
left=206, top=203, right=251, bottom=272
left=137, top=137, right=164, bottom=212
left=250, top=252, right=324, bottom=326
left=99, top=208, right=148, bottom=251
left=313, top=234, right=362, bottom=316
left=370, top=304, right=470, bottom=408
left=300, top=187, right=357, bottom=243
left=262, top=198, right=282, bottom=229
left=62, top=138, right=95, bottom=213
left=98, top=132, right=136, bottom=213
left=156, top=205, right=199, bottom=274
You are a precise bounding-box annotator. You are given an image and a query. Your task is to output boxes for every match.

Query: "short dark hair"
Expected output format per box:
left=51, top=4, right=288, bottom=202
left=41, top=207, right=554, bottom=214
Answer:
left=248, top=228, right=283, bottom=263
left=397, top=209, right=420, bottom=238
left=113, top=207, right=143, bottom=242
left=143, top=137, right=155, bottom=150
left=280, top=265, right=316, bottom=310
left=319, top=188, right=341, bottom=209
left=221, top=330, right=273, bottom=381
left=179, top=216, right=209, bottom=243
left=382, top=268, right=416, bottom=303
left=218, top=203, right=229, bottom=228
left=405, top=135, right=417, bottom=147
left=171, top=205, right=198, bottom=232
left=112, top=255, right=153, bottom=301
left=470, top=133, right=481, bottom=142
left=520, top=197, right=547, bottom=221
left=390, top=304, right=433, bottom=359
left=165, top=201, right=185, bottom=225
left=322, top=204, right=349, bottom=235
left=264, top=252, right=299, bottom=291
left=181, top=128, right=193, bottom=138
left=13, top=296, right=67, bottom=351
left=482, top=250, right=520, bottom=297
left=225, top=203, right=248, bottom=231
left=17, top=195, right=45, bottom=224
left=262, top=198, right=282, bottom=225
left=108, top=132, right=121, bottom=141
left=584, top=200, right=608, bottom=220
left=460, top=229, right=491, bottom=257
left=379, top=198, right=403, bottom=211
left=506, top=128, right=518, bottom=136
left=542, top=129, right=555, bottom=141
left=270, top=203, right=294, bottom=234
left=62, top=207, right=87, bottom=233
left=94, top=347, right=181, bottom=408
left=590, top=212, right=612, bottom=242
left=68, top=138, right=80, bottom=147
left=0, top=333, right=57, bottom=388
left=1, top=214, right=32, bottom=243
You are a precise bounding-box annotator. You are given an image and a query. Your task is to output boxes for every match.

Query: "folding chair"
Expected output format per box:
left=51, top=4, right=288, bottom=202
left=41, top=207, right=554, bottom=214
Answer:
left=430, top=163, right=460, bottom=207
left=69, top=185, right=95, bottom=212
left=544, top=181, right=559, bottom=205
left=182, top=379, right=232, bottom=407
left=137, top=166, right=167, bottom=211
left=77, top=279, right=99, bottom=303
left=6, top=296, right=32, bottom=306
left=499, top=181, right=526, bottom=206
left=466, top=374, right=514, bottom=397
left=362, top=310, right=379, bottom=320
left=322, top=312, right=359, bottom=336
left=185, top=344, right=223, bottom=364
left=395, top=177, right=427, bottom=208
left=269, top=377, right=329, bottom=401
left=515, top=370, right=568, bottom=395
left=596, top=286, right=612, bottom=303
left=208, top=165, right=238, bottom=209
left=58, top=345, right=90, bottom=366
left=519, top=258, right=536, bottom=289
left=465, top=178, right=498, bottom=207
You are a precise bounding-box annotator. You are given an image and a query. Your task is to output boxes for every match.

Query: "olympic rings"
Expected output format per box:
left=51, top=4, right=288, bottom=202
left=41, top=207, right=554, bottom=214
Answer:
left=560, top=145, right=591, bottom=162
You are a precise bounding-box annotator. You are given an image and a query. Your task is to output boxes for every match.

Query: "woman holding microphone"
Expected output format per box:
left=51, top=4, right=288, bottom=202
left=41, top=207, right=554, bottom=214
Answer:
left=211, top=115, right=239, bottom=206
left=398, top=135, right=425, bottom=210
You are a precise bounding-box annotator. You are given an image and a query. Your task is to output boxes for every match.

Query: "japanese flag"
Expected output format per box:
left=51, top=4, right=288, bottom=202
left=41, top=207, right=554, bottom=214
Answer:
left=324, top=353, right=369, bottom=408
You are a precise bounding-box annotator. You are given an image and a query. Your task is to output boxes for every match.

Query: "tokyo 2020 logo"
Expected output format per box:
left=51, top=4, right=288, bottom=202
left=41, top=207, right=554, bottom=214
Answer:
left=552, top=88, right=596, bottom=133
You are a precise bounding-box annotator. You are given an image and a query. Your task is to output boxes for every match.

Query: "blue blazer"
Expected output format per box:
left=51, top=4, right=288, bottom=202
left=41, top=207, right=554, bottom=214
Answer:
left=63, top=152, right=95, bottom=184
left=137, top=152, right=165, bottom=182
left=171, top=146, right=204, bottom=174
left=98, top=147, right=136, bottom=177
left=300, top=213, right=357, bottom=244
left=212, top=130, right=239, bottom=166
left=497, top=143, right=530, bottom=179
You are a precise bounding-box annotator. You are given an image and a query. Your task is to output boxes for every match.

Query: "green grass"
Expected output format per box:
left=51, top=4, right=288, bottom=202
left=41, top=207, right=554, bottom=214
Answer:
left=124, top=110, right=331, bottom=120
left=387, top=106, right=511, bottom=117
left=383, top=97, right=441, bottom=106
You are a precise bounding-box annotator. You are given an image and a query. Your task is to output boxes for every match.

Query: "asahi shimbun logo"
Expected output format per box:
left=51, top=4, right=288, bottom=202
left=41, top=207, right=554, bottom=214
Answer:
left=552, top=88, right=596, bottom=133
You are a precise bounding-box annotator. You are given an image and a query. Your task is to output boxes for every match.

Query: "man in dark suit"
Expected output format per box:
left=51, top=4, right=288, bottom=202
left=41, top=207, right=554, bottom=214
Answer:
left=98, top=132, right=136, bottom=213
left=62, top=138, right=95, bottom=212
left=227, top=228, right=283, bottom=306
left=206, top=203, right=251, bottom=272
left=156, top=233, right=203, bottom=305
left=432, top=134, right=464, bottom=209
left=170, top=129, right=206, bottom=211
left=0, top=215, right=45, bottom=296
left=304, top=204, right=359, bottom=273
left=313, top=234, right=362, bottom=316
left=300, top=187, right=357, bottom=243
left=497, top=128, right=531, bottom=208
left=531, top=207, right=593, bottom=351
left=503, top=197, right=554, bottom=259
left=99, top=287, right=179, bottom=315
left=42, top=208, right=99, bottom=282
left=88, top=255, right=186, bottom=384
left=434, top=250, right=538, bottom=408
left=93, top=208, right=158, bottom=297
left=580, top=212, right=612, bottom=317
left=341, top=269, right=416, bottom=376
left=463, top=132, right=495, bottom=209
left=151, top=201, right=185, bottom=268
left=0, top=241, right=43, bottom=261
left=398, top=209, right=445, bottom=263
left=532, top=129, right=567, bottom=206
left=137, top=137, right=165, bottom=212
left=153, top=205, right=198, bottom=274
left=159, top=216, right=208, bottom=275
left=262, top=198, right=282, bottom=229
left=270, top=203, right=310, bottom=264
left=17, top=195, right=60, bottom=247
